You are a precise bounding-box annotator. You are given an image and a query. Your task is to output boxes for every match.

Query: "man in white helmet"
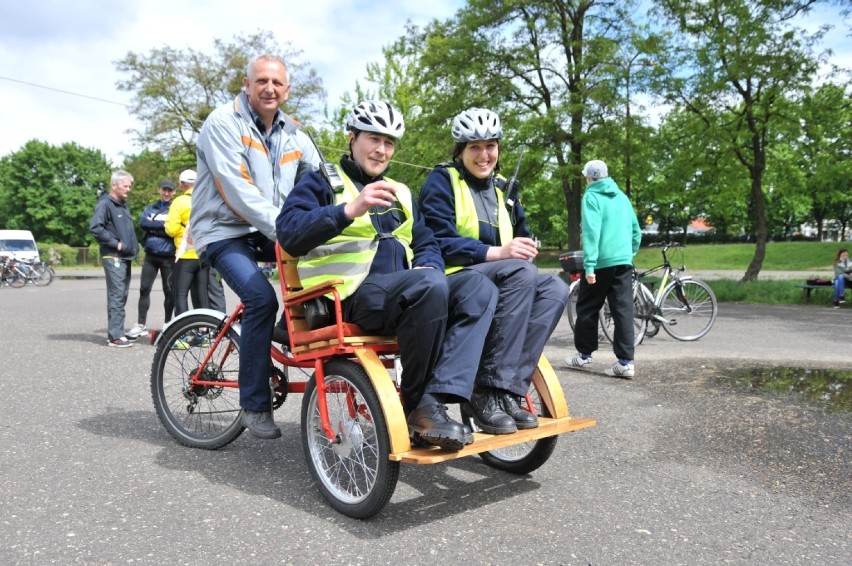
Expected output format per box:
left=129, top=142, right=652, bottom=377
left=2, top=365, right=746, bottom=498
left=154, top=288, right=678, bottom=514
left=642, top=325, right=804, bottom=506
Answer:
left=277, top=101, right=498, bottom=451
left=566, top=159, right=642, bottom=378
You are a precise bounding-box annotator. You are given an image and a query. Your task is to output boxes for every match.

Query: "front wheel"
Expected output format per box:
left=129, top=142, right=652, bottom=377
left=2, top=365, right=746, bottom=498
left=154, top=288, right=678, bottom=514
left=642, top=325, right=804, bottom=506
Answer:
left=301, top=358, right=399, bottom=519
left=32, top=264, right=54, bottom=286
left=150, top=313, right=244, bottom=449
left=659, top=278, right=718, bottom=341
left=462, top=380, right=558, bottom=474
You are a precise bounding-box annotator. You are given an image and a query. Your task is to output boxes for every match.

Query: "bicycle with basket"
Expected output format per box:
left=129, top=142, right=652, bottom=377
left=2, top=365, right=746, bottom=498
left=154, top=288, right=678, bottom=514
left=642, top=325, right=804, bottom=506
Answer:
left=150, top=244, right=596, bottom=519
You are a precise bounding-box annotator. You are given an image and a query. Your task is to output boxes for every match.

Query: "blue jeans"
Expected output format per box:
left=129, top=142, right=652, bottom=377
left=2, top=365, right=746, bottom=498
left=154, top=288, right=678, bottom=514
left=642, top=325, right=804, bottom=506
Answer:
left=202, top=234, right=277, bottom=412
left=834, top=276, right=851, bottom=302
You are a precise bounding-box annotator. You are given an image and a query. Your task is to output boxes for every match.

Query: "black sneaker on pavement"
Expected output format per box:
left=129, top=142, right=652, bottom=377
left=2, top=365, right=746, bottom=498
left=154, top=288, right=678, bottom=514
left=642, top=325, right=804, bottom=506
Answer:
left=241, top=410, right=282, bottom=439
left=107, top=337, right=133, bottom=348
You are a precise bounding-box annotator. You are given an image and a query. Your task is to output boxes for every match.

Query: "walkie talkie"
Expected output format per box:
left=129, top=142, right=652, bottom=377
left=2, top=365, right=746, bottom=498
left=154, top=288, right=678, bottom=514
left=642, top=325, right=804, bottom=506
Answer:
left=504, top=146, right=525, bottom=209
left=305, top=131, right=344, bottom=193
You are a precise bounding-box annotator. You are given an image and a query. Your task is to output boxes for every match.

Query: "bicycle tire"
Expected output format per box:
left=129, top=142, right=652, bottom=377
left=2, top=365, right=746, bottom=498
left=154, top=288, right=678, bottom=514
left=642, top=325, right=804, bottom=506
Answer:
left=659, top=278, right=718, bottom=341
left=150, top=313, right=245, bottom=449
left=566, top=279, right=579, bottom=331
left=32, top=264, right=54, bottom=286
left=301, top=358, right=399, bottom=519
left=8, top=273, right=26, bottom=288
left=461, top=378, right=558, bottom=475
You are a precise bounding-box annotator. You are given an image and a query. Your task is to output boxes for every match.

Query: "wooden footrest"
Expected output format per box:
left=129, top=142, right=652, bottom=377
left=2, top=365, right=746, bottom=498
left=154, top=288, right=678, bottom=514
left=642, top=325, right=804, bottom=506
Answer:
left=390, top=416, right=596, bottom=464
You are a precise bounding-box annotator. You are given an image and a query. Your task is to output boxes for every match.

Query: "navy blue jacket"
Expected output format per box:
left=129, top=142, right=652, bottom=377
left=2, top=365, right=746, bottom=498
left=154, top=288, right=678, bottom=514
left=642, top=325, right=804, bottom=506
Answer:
left=418, top=163, right=531, bottom=266
left=89, top=194, right=139, bottom=259
left=139, top=200, right=176, bottom=257
left=276, top=155, right=444, bottom=274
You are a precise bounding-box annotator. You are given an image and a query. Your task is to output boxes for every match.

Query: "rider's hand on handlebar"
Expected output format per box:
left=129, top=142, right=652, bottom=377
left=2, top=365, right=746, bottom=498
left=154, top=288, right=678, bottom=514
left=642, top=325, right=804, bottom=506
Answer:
left=344, top=181, right=397, bottom=219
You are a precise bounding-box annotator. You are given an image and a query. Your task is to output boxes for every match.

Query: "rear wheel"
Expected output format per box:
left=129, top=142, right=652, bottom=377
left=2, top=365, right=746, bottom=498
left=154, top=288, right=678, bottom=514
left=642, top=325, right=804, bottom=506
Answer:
left=660, top=278, right=718, bottom=341
left=462, top=380, right=558, bottom=474
left=150, top=313, right=244, bottom=449
left=301, top=358, right=399, bottom=519
left=32, top=264, right=54, bottom=286
left=566, top=280, right=579, bottom=331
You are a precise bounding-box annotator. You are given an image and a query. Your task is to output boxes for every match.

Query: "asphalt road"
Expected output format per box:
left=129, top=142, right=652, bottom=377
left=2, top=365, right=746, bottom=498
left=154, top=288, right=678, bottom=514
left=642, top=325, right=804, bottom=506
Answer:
left=1, top=278, right=849, bottom=565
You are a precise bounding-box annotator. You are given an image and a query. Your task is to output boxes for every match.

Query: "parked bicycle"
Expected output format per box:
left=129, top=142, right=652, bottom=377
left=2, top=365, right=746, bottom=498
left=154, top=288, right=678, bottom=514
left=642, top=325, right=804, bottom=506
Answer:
left=604, top=242, right=718, bottom=344
left=0, top=256, right=27, bottom=288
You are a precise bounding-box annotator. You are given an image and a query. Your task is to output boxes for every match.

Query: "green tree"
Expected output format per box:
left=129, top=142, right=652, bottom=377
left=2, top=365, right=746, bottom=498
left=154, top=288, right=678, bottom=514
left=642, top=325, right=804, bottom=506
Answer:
left=359, top=0, right=661, bottom=249
left=655, top=0, right=828, bottom=280
left=0, top=140, right=111, bottom=246
left=115, top=30, right=326, bottom=155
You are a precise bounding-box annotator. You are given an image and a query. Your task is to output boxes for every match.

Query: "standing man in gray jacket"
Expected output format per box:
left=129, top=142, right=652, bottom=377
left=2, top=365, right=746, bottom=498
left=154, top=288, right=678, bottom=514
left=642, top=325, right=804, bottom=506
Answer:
left=89, top=170, right=139, bottom=348
left=191, top=54, right=320, bottom=439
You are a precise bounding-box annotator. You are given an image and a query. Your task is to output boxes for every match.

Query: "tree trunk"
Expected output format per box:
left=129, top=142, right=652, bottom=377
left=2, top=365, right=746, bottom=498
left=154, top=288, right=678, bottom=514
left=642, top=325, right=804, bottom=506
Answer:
left=742, top=167, right=768, bottom=282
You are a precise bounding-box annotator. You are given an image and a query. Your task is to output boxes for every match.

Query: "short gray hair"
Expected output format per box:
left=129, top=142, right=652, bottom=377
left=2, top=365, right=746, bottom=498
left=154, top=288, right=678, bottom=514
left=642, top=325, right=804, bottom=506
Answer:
left=110, top=170, right=133, bottom=186
left=246, top=54, right=289, bottom=84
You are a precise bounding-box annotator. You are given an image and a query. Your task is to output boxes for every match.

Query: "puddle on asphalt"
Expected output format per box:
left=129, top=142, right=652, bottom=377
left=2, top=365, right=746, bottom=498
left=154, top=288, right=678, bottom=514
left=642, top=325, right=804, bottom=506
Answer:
left=725, top=367, right=851, bottom=411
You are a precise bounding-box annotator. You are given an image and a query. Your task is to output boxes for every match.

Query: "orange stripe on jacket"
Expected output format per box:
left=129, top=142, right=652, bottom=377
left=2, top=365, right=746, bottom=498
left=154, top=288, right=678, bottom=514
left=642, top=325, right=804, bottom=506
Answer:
left=241, top=135, right=267, bottom=155
left=280, top=150, right=303, bottom=165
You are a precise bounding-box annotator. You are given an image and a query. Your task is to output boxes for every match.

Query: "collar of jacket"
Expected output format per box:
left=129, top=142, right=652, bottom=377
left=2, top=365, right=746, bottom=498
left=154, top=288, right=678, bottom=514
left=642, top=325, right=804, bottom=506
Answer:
left=234, top=91, right=298, bottom=136
left=339, top=154, right=389, bottom=186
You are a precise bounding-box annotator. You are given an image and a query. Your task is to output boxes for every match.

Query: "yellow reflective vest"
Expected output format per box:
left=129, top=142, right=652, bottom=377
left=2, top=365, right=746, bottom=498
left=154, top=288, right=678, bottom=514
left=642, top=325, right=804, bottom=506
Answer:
left=445, top=167, right=513, bottom=274
left=297, top=167, right=415, bottom=300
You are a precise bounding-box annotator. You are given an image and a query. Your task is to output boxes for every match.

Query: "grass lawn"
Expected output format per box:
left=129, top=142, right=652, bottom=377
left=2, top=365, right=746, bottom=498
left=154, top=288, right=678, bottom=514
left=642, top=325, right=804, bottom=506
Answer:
left=537, top=241, right=846, bottom=306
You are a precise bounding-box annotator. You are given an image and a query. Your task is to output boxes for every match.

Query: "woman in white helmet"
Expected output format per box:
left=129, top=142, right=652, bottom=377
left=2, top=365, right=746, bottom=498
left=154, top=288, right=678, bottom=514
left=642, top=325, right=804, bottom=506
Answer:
left=277, top=101, right=498, bottom=451
left=419, top=107, right=570, bottom=435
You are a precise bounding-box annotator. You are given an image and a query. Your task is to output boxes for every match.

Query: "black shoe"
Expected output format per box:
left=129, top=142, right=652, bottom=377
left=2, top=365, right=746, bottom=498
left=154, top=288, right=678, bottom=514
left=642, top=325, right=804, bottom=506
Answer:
left=499, top=391, right=539, bottom=430
left=464, top=388, right=517, bottom=434
left=241, top=410, right=282, bottom=439
left=407, top=403, right=467, bottom=451
left=272, top=324, right=289, bottom=345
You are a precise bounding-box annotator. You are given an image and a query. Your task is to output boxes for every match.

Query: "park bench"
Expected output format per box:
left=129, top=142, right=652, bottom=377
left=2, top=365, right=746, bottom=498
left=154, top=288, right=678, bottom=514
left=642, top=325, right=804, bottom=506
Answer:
left=799, top=279, right=832, bottom=304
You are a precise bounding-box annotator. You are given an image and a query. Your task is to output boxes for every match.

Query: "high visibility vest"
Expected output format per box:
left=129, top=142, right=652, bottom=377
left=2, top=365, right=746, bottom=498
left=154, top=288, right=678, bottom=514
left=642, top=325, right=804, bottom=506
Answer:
left=445, top=166, right=514, bottom=274
left=297, top=166, right=415, bottom=300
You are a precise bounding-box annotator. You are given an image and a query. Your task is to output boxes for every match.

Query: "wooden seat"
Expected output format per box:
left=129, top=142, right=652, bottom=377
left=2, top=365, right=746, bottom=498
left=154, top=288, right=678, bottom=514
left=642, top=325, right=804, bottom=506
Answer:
left=275, top=245, right=399, bottom=358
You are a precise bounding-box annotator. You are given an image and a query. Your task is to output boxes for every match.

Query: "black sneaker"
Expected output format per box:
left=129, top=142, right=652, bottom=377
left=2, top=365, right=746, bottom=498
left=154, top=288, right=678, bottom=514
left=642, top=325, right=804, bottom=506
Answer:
left=107, top=337, right=133, bottom=348
left=407, top=403, right=467, bottom=451
left=241, top=410, right=281, bottom=439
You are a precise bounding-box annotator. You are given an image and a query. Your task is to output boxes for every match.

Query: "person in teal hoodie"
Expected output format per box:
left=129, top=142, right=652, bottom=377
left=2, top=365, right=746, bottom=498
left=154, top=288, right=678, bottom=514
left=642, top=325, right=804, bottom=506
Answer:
left=565, top=160, right=641, bottom=378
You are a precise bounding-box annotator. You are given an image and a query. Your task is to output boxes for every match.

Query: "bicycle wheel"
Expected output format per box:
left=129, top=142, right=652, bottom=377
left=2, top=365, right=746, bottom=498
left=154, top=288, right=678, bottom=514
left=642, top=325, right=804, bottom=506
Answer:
left=8, top=272, right=26, bottom=288
left=150, top=313, right=244, bottom=449
left=659, top=278, right=718, bottom=341
left=32, top=264, right=54, bottom=286
left=301, top=357, right=399, bottom=519
left=566, top=280, right=579, bottom=331
left=461, top=380, right=558, bottom=474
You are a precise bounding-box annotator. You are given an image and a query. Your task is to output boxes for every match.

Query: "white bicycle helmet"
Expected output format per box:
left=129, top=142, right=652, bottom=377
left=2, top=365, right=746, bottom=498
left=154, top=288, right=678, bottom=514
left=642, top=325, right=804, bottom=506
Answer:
left=451, top=107, right=503, bottom=142
left=346, top=100, right=405, bottom=140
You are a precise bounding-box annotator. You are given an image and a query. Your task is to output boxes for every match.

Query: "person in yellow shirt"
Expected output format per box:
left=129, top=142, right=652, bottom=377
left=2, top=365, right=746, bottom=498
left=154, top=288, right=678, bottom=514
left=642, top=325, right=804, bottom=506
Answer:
left=164, top=169, right=226, bottom=315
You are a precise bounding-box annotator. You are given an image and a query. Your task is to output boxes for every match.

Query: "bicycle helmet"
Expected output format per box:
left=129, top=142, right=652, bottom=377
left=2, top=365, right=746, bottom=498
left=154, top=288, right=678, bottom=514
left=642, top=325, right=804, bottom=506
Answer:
left=451, top=108, right=503, bottom=142
left=345, top=100, right=405, bottom=140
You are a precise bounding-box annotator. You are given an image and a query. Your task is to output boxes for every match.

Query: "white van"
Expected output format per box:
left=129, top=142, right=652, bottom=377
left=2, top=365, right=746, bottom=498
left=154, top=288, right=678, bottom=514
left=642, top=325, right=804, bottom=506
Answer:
left=0, top=230, right=40, bottom=262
